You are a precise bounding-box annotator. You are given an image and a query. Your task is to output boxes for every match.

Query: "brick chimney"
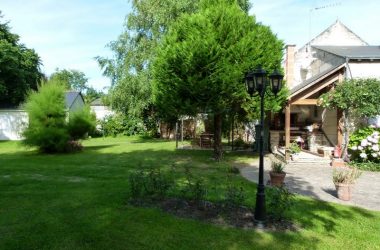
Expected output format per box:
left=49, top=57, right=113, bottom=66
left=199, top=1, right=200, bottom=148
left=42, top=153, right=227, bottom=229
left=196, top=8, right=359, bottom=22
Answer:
left=284, top=45, right=296, bottom=89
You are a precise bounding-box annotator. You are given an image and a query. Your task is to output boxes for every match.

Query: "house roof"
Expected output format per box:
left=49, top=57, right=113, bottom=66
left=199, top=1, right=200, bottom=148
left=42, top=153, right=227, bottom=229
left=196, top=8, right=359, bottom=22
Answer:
left=65, top=91, right=84, bottom=109
left=313, top=45, right=380, bottom=59
left=90, top=98, right=104, bottom=106
left=290, top=63, right=345, bottom=97
left=298, top=20, right=368, bottom=52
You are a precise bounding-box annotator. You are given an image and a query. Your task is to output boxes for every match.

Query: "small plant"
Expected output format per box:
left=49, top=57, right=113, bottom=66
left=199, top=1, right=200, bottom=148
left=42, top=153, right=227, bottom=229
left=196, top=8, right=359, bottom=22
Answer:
left=180, top=167, right=207, bottom=206
left=224, top=184, right=246, bottom=208
left=128, top=168, right=174, bottom=200
left=333, top=167, right=362, bottom=184
left=129, top=170, right=146, bottom=199
left=288, top=142, right=301, bottom=154
left=226, top=166, right=240, bottom=174
left=271, top=162, right=285, bottom=173
left=266, top=186, right=294, bottom=221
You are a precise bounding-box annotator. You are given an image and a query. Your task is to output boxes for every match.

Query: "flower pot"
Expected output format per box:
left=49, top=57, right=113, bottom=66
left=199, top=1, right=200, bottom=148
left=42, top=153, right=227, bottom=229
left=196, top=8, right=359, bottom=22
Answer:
left=335, top=183, right=353, bottom=201
left=269, top=171, right=286, bottom=187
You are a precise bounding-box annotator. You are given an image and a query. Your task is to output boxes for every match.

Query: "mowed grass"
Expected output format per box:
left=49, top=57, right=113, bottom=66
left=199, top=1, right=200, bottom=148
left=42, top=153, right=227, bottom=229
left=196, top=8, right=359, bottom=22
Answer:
left=0, top=137, right=380, bottom=250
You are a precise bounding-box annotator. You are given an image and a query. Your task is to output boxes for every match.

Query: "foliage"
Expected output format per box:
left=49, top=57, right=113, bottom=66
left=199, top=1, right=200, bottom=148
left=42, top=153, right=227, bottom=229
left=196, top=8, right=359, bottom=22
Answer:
left=271, top=162, right=285, bottom=173
left=153, top=0, right=284, bottom=159
left=97, top=0, right=252, bottom=137
left=84, top=86, right=103, bottom=104
left=50, top=68, right=104, bottom=103
left=100, top=114, right=145, bottom=137
left=319, top=78, right=380, bottom=158
left=22, top=80, right=69, bottom=153
left=22, top=79, right=95, bottom=153
left=67, top=105, right=97, bottom=140
left=266, top=186, right=295, bottom=221
left=223, top=184, right=246, bottom=208
left=333, top=167, right=362, bottom=184
left=0, top=13, right=42, bottom=106
left=226, top=166, right=240, bottom=174
left=129, top=168, right=174, bottom=200
left=348, top=126, right=380, bottom=163
left=319, top=78, right=380, bottom=118
left=180, top=167, right=207, bottom=205
left=288, top=142, right=301, bottom=154
left=349, top=162, right=380, bottom=172
left=50, top=68, right=88, bottom=92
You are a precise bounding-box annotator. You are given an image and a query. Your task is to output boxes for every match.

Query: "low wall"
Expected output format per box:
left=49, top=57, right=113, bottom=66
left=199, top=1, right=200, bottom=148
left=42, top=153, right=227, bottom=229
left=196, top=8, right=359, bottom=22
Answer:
left=0, top=110, right=28, bottom=140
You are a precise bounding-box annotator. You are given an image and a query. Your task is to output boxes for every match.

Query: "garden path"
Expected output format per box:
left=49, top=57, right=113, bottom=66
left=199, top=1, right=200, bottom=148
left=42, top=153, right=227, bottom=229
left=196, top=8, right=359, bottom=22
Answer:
left=241, top=157, right=380, bottom=211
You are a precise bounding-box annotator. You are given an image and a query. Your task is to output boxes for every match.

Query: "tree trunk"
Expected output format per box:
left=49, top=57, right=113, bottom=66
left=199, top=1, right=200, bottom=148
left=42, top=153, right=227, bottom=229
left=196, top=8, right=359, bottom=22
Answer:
left=213, top=113, right=223, bottom=161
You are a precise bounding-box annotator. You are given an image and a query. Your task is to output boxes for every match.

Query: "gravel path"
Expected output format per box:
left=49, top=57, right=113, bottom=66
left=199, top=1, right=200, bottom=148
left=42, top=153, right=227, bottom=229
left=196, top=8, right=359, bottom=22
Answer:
left=240, top=157, right=380, bottom=211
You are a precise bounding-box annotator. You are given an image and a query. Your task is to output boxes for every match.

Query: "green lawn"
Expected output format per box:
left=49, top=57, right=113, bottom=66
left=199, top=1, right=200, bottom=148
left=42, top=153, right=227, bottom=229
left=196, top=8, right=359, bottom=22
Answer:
left=0, top=137, right=379, bottom=249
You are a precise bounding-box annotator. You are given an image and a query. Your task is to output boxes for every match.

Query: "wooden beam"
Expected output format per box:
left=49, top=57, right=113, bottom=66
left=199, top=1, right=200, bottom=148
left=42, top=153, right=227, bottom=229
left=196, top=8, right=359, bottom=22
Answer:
left=294, top=75, right=339, bottom=100
left=285, top=104, right=291, bottom=161
left=291, top=99, right=318, bottom=105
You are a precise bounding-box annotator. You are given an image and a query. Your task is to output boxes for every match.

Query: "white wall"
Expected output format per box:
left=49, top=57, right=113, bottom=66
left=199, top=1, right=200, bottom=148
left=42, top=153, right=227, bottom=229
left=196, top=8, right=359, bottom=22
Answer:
left=0, top=110, right=28, bottom=140
left=348, top=62, right=380, bottom=79
left=90, top=106, right=114, bottom=120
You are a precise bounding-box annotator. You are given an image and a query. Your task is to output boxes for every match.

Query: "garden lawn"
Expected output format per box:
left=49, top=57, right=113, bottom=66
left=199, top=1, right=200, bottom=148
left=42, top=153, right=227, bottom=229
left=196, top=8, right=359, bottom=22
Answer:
left=0, top=137, right=379, bottom=250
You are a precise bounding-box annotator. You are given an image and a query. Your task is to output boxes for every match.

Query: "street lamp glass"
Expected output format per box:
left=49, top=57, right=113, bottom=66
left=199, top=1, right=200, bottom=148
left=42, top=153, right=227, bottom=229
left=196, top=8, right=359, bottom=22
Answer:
left=269, top=69, right=283, bottom=95
left=245, top=72, right=255, bottom=96
left=253, top=68, right=267, bottom=94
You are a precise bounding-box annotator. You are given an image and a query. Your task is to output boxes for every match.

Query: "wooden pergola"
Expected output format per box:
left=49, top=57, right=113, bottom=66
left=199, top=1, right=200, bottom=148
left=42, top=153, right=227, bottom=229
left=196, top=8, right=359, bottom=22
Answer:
left=284, top=64, right=346, bottom=159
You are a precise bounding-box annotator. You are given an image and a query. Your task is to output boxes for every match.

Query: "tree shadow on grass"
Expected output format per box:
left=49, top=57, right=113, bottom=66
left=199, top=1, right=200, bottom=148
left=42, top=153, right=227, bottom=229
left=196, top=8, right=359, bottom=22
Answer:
left=1, top=145, right=379, bottom=249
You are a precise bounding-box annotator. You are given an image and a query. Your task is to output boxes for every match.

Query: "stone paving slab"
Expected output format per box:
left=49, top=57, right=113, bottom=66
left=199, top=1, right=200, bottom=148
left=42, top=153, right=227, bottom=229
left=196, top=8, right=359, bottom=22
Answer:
left=240, top=157, right=380, bottom=211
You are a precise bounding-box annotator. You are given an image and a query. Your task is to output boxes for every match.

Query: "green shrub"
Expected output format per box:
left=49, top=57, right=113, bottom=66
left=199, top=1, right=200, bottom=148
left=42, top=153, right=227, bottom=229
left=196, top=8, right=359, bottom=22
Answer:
left=128, top=168, right=174, bottom=200
left=349, top=126, right=380, bottom=163
left=67, top=105, right=96, bottom=140
left=22, top=81, right=69, bottom=153
left=266, top=186, right=294, bottom=221
left=180, top=168, right=207, bottom=205
left=349, top=162, right=380, bottom=172
left=224, top=185, right=246, bottom=208
left=288, top=142, right=301, bottom=154
left=100, top=114, right=145, bottom=137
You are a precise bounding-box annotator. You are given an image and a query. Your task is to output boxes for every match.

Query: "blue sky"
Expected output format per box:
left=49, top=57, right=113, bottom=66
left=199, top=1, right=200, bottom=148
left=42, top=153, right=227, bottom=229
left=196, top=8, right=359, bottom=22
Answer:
left=1, top=0, right=380, bottom=91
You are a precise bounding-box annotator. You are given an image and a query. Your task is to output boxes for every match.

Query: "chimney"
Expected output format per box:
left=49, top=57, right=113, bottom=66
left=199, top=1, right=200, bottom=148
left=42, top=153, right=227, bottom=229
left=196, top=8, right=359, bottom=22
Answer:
left=285, top=45, right=296, bottom=89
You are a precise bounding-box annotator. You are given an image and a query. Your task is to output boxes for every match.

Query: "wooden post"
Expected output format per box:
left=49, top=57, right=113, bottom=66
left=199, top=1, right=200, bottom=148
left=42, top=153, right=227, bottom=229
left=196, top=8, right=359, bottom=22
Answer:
left=337, top=109, right=343, bottom=148
left=181, top=118, right=184, bottom=143
left=175, top=122, right=178, bottom=149
left=285, top=104, right=291, bottom=160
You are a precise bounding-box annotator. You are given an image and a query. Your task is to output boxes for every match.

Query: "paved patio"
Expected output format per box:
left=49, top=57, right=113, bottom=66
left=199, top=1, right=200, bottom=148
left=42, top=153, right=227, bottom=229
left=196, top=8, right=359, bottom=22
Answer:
left=240, top=157, right=380, bottom=211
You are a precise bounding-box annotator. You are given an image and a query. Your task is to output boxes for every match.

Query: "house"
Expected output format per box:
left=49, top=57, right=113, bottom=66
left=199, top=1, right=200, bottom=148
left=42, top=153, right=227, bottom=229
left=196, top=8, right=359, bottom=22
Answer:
left=0, top=91, right=85, bottom=140
left=89, top=98, right=114, bottom=120
left=270, top=20, right=380, bottom=159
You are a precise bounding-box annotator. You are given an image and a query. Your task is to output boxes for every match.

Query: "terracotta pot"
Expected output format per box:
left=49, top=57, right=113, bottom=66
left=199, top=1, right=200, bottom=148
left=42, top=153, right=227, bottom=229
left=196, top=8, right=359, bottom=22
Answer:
left=270, top=171, right=286, bottom=187
left=335, top=183, right=353, bottom=201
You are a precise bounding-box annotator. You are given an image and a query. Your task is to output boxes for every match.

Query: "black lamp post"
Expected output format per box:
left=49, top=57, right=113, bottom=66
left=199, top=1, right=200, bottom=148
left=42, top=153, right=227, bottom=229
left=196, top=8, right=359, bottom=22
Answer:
left=245, top=67, right=283, bottom=223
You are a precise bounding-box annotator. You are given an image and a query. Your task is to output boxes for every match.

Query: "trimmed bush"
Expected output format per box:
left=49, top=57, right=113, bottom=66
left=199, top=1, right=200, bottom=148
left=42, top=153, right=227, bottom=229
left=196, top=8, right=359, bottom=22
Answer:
left=67, top=105, right=96, bottom=140
left=22, top=81, right=69, bottom=153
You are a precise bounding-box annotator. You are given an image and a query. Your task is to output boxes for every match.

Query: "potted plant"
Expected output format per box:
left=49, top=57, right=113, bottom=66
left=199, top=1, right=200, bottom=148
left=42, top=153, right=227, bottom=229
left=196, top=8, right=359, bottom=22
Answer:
left=333, top=167, right=361, bottom=201
left=269, top=162, right=286, bottom=187
left=288, top=142, right=301, bottom=161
